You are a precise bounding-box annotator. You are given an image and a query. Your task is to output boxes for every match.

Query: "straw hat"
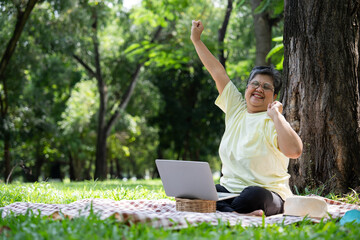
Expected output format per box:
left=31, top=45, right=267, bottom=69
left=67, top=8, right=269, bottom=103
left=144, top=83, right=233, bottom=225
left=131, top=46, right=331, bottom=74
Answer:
left=284, top=196, right=328, bottom=218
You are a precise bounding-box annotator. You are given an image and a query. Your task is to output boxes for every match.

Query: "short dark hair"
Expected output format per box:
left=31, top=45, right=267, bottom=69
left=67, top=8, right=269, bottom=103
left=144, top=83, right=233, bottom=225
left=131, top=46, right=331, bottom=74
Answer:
left=247, top=66, right=282, bottom=95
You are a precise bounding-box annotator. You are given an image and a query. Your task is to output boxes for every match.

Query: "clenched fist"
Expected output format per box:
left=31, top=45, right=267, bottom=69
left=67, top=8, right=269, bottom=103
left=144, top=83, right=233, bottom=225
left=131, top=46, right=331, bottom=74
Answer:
left=190, top=20, right=204, bottom=43
left=267, top=101, right=283, bottom=120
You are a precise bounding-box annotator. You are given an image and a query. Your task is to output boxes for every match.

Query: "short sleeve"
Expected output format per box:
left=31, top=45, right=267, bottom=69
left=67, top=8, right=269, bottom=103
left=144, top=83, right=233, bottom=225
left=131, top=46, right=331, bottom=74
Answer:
left=215, top=81, right=246, bottom=116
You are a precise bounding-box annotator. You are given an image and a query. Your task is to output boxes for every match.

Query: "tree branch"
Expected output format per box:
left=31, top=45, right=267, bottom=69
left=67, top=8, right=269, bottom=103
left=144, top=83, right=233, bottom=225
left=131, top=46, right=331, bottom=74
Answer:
left=218, top=0, right=233, bottom=68
left=269, top=13, right=284, bottom=27
left=72, top=54, right=97, bottom=78
left=0, top=90, right=4, bottom=117
left=92, top=11, right=103, bottom=82
left=0, top=0, right=38, bottom=79
left=0, top=0, right=39, bottom=116
left=104, top=25, right=163, bottom=135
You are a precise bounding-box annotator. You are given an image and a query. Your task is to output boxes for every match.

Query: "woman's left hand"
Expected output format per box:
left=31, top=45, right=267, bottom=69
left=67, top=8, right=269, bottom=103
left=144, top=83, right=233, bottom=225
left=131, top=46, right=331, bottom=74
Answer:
left=267, top=101, right=283, bottom=119
left=268, top=101, right=303, bottom=158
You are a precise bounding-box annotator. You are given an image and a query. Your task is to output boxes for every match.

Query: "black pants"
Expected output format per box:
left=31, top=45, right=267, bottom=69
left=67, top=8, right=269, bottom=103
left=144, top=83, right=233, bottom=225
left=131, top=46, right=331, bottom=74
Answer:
left=216, top=184, right=284, bottom=216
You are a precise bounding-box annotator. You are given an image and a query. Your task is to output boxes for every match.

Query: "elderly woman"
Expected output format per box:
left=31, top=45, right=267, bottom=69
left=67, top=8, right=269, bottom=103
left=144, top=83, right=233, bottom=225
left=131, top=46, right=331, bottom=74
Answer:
left=190, top=20, right=303, bottom=216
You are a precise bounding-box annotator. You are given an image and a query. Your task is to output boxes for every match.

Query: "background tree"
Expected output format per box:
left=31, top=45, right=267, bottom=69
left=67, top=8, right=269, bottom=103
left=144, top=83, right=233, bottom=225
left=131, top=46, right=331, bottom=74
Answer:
left=0, top=0, right=285, bottom=182
left=282, top=0, right=360, bottom=194
left=0, top=0, right=83, bottom=182
left=0, top=0, right=39, bottom=181
left=250, top=0, right=283, bottom=66
left=59, top=80, right=98, bottom=180
left=218, top=0, right=234, bottom=68
left=143, top=0, right=235, bottom=168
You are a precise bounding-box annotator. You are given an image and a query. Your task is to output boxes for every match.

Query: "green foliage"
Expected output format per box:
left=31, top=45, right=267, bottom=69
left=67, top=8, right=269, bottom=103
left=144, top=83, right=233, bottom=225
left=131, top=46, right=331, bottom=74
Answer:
left=266, top=36, right=284, bottom=70
left=226, top=3, right=255, bottom=84
left=254, top=0, right=284, bottom=17
left=0, top=0, right=285, bottom=181
left=0, top=0, right=84, bottom=181
left=147, top=63, right=224, bottom=164
left=56, top=80, right=99, bottom=180
left=59, top=80, right=99, bottom=134
left=107, top=114, right=159, bottom=178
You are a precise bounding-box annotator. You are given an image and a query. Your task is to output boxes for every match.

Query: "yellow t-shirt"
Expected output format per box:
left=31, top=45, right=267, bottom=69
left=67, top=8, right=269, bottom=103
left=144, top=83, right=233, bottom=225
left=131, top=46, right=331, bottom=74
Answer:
left=215, top=81, right=293, bottom=200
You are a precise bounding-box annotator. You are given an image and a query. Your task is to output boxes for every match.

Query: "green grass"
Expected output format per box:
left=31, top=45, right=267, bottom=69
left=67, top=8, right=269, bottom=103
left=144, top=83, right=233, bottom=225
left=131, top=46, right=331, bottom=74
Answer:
left=0, top=179, right=169, bottom=206
left=0, top=180, right=359, bottom=240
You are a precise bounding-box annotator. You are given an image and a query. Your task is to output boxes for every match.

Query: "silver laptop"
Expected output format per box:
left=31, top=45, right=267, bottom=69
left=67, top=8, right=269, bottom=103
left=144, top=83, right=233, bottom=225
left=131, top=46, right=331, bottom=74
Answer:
left=155, top=159, right=239, bottom=201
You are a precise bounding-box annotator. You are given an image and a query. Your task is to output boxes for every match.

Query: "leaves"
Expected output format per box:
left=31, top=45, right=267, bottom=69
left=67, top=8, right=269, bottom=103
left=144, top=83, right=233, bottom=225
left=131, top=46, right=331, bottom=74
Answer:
left=0, top=0, right=284, bottom=181
left=266, top=36, right=284, bottom=70
left=254, top=0, right=284, bottom=17
left=59, top=80, right=99, bottom=134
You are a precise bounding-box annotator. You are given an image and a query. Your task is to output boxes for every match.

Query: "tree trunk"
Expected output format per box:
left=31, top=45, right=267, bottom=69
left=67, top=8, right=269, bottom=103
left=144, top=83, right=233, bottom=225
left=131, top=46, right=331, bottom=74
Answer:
left=115, top=158, right=123, bottom=179
left=218, top=0, right=233, bottom=68
left=282, top=0, right=360, bottom=194
left=0, top=0, right=39, bottom=181
left=73, top=5, right=164, bottom=180
left=49, top=162, right=62, bottom=179
left=91, top=8, right=109, bottom=180
left=0, top=0, right=39, bottom=78
left=95, top=130, right=108, bottom=179
left=69, top=151, right=75, bottom=181
left=3, top=132, right=11, bottom=181
left=251, top=0, right=272, bottom=66
left=94, top=26, right=163, bottom=180
left=33, top=140, right=45, bottom=181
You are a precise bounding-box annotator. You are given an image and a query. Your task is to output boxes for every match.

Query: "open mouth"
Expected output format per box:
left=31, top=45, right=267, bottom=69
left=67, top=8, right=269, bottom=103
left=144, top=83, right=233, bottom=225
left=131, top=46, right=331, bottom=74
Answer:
left=251, top=92, right=264, bottom=99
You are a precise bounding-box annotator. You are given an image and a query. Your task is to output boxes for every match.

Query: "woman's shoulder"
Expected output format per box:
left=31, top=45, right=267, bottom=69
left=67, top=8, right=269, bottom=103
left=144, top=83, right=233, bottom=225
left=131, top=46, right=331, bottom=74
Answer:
left=216, top=80, right=246, bottom=115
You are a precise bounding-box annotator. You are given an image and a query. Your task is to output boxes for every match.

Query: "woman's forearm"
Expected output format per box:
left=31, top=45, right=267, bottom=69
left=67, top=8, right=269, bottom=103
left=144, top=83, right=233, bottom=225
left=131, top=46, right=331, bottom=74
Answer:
left=272, top=111, right=303, bottom=158
left=192, top=39, right=230, bottom=94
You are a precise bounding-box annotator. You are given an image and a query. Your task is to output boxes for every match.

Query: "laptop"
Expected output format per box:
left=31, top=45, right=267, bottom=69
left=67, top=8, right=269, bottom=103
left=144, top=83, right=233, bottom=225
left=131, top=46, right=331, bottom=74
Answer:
left=155, top=159, right=239, bottom=201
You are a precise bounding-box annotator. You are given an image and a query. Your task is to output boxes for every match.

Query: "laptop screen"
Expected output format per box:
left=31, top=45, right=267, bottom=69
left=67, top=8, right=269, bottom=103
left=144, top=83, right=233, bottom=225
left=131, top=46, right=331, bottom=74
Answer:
left=155, top=159, right=219, bottom=201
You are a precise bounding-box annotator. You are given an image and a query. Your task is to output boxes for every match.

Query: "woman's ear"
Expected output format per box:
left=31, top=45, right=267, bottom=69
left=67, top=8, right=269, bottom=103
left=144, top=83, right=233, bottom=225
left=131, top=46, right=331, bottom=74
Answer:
left=273, top=94, right=278, bottom=101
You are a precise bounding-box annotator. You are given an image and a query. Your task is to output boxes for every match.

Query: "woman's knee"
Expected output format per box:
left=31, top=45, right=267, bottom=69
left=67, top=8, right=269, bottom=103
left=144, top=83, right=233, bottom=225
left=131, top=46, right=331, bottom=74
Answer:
left=240, top=186, right=272, bottom=200
left=230, top=186, right=275, bottom=214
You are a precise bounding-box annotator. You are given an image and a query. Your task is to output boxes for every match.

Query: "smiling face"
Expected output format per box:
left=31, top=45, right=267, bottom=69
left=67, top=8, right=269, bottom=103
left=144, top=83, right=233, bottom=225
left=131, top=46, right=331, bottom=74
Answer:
left=245, top=74, right=277, bottom=113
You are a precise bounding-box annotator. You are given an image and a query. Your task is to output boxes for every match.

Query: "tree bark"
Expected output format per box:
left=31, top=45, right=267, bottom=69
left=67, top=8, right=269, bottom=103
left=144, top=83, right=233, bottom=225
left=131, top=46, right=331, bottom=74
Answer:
left=251, top=0, right=272, bottom=66
left=91, top=9, right=109, bottom=180
left=0, top=0, right=39, bottom=181
left=282, top=0, right=360, bottom=194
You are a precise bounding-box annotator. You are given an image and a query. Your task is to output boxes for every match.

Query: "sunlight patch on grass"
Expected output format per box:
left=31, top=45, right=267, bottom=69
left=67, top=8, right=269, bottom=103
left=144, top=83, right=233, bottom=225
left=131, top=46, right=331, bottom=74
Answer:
left=0, top=179, right=170, bottom=207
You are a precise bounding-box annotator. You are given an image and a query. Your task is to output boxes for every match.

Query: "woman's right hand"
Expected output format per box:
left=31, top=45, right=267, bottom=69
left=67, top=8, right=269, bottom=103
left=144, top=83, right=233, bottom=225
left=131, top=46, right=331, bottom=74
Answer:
left=190, top=20, right=204, bottom=43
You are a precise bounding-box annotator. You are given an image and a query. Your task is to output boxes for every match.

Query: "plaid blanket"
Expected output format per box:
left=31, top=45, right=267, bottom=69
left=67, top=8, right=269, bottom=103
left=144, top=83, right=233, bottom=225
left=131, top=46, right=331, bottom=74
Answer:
left=1, top=196, right=359, bottom=229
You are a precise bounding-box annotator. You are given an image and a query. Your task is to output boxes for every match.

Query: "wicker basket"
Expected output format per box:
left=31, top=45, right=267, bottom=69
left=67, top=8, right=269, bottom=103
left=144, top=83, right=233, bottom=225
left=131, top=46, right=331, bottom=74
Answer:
left=175, top=198, right=216, bottom=213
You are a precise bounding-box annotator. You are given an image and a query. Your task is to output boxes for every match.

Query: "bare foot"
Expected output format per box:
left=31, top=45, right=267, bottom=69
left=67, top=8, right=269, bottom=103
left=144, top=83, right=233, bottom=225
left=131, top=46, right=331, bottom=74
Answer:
left=232, top=209, right=264, bottom=217
left=248, top=209, right=264, bottom=216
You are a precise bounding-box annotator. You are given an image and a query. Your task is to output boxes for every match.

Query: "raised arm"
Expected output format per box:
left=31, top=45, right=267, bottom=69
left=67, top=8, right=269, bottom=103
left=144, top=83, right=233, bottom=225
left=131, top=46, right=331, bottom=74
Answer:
left=190, top=20, right=230, bottom=95
left=267, top=101, right=303, bottom=158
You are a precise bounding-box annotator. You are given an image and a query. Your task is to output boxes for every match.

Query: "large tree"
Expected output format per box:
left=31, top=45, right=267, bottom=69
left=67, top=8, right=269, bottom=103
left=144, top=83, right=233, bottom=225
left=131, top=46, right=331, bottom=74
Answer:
left=282, top=0, right=360, bottom=193
left=0, top=0, right=39, bottom=181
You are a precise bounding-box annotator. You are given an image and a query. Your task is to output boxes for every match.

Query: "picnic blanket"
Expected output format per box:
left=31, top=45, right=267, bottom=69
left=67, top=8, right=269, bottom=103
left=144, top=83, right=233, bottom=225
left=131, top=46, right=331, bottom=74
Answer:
left=1, top=196, right=359, bottom=229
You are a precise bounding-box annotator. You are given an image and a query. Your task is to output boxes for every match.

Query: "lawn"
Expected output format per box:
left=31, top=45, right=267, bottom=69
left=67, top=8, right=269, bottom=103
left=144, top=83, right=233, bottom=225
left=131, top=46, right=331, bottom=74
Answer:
left=0, top=179, right=359, bottom=239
